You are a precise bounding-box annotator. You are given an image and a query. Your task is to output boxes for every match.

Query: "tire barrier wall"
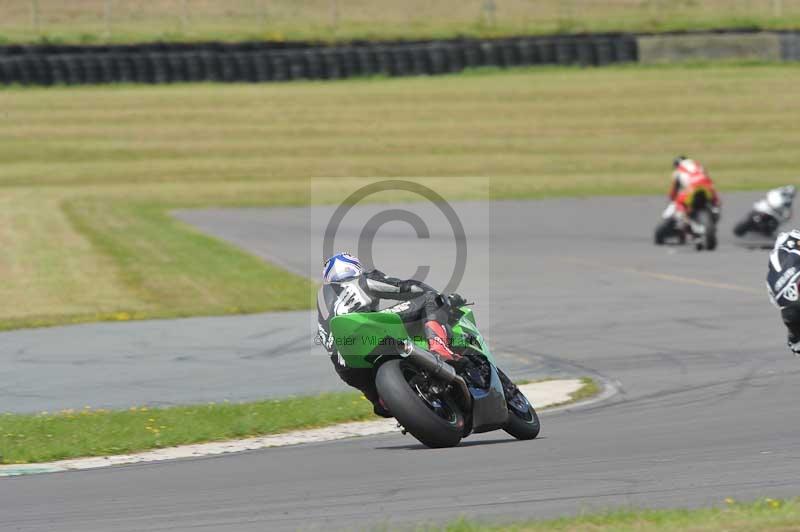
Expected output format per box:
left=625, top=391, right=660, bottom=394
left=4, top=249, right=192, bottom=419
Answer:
left=3, top=31, right=797, bottom=87
left=0, top=35, right=638, bottom=86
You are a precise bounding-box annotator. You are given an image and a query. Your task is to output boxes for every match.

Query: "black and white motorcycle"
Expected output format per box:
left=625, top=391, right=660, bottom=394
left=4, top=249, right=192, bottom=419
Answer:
left=733, top=186, right=795, bottom=242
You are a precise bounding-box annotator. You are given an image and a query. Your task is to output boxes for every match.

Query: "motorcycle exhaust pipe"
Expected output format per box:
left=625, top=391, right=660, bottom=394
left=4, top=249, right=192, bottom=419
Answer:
left=399, top=340, right=457, bottom=381
left=398, top=340, right=472, bottom=406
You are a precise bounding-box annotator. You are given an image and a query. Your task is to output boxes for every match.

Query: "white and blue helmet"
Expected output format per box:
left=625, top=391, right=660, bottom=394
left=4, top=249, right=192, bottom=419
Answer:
left=323, top=252, right=363, bottom=284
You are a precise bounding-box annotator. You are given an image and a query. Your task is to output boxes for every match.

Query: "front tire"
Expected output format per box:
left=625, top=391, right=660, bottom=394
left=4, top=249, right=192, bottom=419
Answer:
left=504, top=397, right=540, bottom=440
left=497, top=369, right=540, bottom=440
left=376, top=359, right=464, bottom=448
left=733, top=217, right=754, bottom=237
left=654, top=219, right=676, bottom=245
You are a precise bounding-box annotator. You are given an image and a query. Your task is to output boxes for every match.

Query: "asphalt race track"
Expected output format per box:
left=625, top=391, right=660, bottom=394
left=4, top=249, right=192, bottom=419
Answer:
left=3, top=193, right=800, bottom=531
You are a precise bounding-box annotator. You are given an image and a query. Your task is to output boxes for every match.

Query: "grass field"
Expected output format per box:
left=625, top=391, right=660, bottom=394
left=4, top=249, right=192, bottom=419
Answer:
left=2, top=63, right=799, bottom=331
left=2, top=0, right=800, bottom=44
left=436, top=498, right=800, bottom=531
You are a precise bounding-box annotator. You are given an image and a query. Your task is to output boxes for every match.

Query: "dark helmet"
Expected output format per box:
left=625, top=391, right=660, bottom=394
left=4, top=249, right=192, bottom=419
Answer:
left=673, top=155, right=688, bottom=168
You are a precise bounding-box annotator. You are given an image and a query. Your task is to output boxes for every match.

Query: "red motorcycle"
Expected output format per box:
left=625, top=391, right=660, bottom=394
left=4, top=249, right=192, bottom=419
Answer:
left=654, top=194, right=719, bottom=251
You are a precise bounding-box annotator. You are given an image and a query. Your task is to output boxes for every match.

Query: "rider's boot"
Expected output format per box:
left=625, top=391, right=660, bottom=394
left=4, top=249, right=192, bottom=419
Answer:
left=364, top=387, right=392, bottom=417
left=373, top=397, right=392, bottom=418
left=674, top=208, right=697, bottom=244
left=424, top=320, right=460, bottom=362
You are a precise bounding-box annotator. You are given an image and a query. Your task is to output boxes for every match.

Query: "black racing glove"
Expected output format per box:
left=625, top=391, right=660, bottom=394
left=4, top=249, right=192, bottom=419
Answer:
left=447, top=293, right=468, bottom=308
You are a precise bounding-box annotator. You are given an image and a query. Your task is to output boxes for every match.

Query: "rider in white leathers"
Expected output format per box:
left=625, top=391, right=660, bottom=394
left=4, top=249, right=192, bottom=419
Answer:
left=754, top=186, right=795, bottom=224
left=735, top=185, right=796, bottom=238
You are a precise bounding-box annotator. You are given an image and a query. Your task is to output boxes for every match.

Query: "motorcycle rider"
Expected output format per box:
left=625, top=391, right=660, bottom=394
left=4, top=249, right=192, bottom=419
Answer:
left=739, top=185, right=796, bottom=237
left=767, top=230, right=800, bottom=356
left=668, top=155, right=721, bottom=226
left=316, top=252, right=461, bottom=417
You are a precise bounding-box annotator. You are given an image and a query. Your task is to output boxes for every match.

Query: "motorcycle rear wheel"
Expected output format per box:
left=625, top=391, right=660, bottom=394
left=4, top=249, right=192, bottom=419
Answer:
left=376, top=359, right=464, bottom=448
left=695, top=209, right=717, bottom=251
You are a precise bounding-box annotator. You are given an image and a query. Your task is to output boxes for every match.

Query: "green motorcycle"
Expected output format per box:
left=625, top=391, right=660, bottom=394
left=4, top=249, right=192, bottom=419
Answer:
left=329, top=302, right=540, bottom=448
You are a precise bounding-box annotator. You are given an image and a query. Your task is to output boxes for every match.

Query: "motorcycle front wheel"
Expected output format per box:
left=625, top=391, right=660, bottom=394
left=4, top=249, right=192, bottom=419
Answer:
left=503, top=393, right=540, bottom=440
left=654, top=219, right=674, bottom=245
left=376, top=359, right=464, bottom=448
left=497, top=369, right=540, bottom=440
left=733, top=216, right=754, bottom=237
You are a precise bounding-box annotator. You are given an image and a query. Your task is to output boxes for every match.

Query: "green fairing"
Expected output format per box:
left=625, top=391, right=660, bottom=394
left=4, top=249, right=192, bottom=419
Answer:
left=329, top=312, right=412, bottom=368
left=451, top=307, right=495, bottom=364
left=329, top=306, right=495, bottom=368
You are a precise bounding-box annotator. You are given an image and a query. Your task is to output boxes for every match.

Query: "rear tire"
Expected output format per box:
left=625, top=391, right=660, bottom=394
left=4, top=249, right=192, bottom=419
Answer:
left=706, top=231, right=718, bottom=251
left=376, top=359, right=464, bottom=448
left=696, top=210, right=717, bottom=251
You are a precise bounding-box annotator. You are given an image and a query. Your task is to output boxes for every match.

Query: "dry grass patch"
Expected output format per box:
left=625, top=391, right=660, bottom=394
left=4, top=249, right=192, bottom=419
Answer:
left=3, top=65, right=800, bottom=188
left=1, top=0, right=800, bottom=44
left=0, top=188, right=143, bottom=322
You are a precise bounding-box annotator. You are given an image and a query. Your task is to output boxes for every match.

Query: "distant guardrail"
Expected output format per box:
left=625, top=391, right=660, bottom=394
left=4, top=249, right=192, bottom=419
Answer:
left=638, top=31, right=800, bottom=63
left=0, top=35, right=638, bottom=86
left=0, top=31, right=797, bottom=86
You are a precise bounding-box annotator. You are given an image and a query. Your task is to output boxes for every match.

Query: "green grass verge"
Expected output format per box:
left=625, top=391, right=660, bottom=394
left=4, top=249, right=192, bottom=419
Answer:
left=1, top=64, right=798, bottom=331
left=0, top=392, right=374, bottom=464
left=0, top=196, right=316, bottom=332
left=431, top=498, right=800, bottom=531
left=0, top=377, right=599, bottom=464
left=2, top=0, right=800, bottom=45
left=63, top=199, right=315, bottom=319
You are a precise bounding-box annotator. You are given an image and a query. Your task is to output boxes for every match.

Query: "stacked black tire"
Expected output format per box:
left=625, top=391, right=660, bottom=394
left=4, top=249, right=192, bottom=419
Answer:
left=0, top=35, right=638, bottom=86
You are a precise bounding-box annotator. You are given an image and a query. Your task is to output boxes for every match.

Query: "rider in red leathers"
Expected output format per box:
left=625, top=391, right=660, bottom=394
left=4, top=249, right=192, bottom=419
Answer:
left=669, top=156, right=721, bottom=224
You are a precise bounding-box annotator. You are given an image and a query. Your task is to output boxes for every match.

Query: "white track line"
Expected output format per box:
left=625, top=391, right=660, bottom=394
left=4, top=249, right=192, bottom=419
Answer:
left=0, top=379, right=584, bottom=477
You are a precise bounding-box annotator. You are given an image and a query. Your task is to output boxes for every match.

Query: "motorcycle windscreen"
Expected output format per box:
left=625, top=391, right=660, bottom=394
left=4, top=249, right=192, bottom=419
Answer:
left=329, top=312, right=413, bottom=368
